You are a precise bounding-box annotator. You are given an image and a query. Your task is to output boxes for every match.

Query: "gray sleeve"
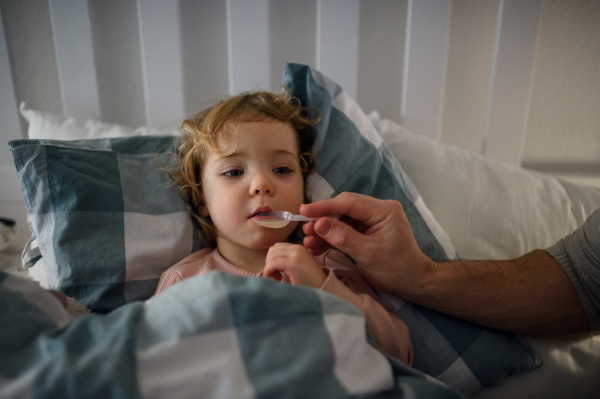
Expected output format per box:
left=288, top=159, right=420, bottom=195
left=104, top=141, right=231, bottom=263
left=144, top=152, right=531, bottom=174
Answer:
left=545, top=208, right=600, bottom=334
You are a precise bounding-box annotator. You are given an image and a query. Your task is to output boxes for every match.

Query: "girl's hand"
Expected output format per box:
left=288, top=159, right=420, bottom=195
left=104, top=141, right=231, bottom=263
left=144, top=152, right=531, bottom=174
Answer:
left=264, top=243, right=327, bottom=288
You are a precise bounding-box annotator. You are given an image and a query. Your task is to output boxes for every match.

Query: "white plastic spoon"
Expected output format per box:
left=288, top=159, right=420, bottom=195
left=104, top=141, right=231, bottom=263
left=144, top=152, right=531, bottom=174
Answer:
left=253, top=211, right=340, bottom=228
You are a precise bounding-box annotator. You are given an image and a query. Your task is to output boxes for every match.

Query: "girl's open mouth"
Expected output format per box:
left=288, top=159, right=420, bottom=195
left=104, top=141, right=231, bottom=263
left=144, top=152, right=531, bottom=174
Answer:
left=250, top=206, right=273, bottom=219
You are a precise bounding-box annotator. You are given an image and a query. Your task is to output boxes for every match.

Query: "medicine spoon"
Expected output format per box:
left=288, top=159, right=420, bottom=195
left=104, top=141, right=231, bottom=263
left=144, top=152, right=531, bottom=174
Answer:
left=253, top=211, right=340, bottom=228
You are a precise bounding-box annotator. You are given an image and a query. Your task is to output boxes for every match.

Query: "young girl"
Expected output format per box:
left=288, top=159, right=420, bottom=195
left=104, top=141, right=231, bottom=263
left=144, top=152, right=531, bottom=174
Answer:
left=155, top=91, right=413, bottom=366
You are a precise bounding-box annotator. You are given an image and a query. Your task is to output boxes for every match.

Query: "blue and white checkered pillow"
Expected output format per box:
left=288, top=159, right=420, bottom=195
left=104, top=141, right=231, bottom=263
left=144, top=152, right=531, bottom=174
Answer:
left=283, top=63, right=540, bottom=396
left=10, top=136, right=204, bottom=312
left=284, top=63, right=456, bottom=262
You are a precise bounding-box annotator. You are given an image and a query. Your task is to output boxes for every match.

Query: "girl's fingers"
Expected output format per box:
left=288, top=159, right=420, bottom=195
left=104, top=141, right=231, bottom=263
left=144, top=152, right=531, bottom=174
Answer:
left=263, top=268, right=283, bottom=282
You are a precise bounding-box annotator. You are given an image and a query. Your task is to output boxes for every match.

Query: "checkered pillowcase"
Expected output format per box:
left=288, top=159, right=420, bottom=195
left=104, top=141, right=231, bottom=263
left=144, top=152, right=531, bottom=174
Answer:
left=10, top=136, right=204, bottom=312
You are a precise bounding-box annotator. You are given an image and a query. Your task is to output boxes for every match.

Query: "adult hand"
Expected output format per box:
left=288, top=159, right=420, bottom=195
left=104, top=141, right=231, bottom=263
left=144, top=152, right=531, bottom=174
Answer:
left=263, top=243, right=327, bottom=288
left=300, top=192, right=435, bottom=296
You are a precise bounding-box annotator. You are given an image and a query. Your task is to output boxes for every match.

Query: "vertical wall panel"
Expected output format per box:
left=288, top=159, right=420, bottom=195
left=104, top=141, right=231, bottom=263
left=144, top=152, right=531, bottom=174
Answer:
left=0, top=6, right=29, bottom=250
left=522, top=0, right=600, bottom=170
left=482, top=0, right=542, bottom=166
left=270, top=0, right=316, bottom=91
left=227, top=0, right=270, bottom=94
left=357, top=0, right=407, bottom=121
left=89, top=0, right=146, bottom=127
left=317, top=0, right=360, bottom=99
left=48, top=0, right=100, bottom=121
left=441, top=0, right=498, bottom=154
left=0, top=7, right=21, bottom=166
left=401, top=0, right=452, bottom=139
left=180, top=0, right=229, bottom=117
left=0, top=0, right=62, bottom=115
left=137, top=0, right=185, bottom=128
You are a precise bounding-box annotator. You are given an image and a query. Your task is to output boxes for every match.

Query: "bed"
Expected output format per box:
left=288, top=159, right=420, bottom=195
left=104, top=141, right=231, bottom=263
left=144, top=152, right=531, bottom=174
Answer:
left=1, top=1, right=599, bottom=398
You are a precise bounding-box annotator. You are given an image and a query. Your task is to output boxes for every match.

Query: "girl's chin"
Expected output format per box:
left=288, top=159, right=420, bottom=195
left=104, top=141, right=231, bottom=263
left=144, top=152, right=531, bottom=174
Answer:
left=250, top=232, right=292, bottom=249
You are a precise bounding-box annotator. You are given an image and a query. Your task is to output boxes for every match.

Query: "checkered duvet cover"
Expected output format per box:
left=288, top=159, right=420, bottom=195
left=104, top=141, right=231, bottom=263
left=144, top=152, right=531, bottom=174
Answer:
left=0, top=270, right=463, bottom=399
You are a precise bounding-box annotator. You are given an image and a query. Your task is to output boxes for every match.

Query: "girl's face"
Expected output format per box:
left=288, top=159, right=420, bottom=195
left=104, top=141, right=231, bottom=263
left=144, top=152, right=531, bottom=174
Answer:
left=200, top=118, right=305, bottom=254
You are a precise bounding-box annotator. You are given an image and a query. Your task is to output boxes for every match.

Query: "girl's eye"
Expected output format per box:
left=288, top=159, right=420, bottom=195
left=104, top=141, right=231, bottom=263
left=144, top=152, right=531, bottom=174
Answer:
left=273, top=167, right=291, bottom=175
left=224, top=169, right=244, bottom=177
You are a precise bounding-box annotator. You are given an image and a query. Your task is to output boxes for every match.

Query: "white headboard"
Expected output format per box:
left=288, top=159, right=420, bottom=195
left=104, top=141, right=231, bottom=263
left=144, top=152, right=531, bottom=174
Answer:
left=1, top=0, right=599, bottom=249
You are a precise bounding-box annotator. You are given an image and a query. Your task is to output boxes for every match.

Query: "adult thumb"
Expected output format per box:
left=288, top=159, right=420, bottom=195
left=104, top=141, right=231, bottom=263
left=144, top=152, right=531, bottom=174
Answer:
left=314, top=217, right=363, bottom=257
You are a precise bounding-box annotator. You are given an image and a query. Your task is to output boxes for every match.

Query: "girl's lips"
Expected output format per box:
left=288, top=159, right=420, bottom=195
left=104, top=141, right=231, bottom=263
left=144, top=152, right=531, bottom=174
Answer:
left=250, top=206, right=273, bottom=218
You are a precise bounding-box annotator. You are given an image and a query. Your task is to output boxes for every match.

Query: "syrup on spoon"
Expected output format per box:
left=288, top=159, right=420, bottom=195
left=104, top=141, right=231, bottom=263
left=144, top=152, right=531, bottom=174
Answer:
left=253, top=211, right=340, bottom=228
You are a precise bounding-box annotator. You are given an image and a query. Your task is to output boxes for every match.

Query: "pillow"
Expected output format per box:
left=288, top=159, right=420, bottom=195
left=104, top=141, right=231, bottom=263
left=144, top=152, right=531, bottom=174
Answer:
left=283, top=63, right=540, bottom=396
left=18, top=103, right=179, bottom=288
left=19, top=103, right=180, bottom=289
left=10, top=136, right=204, bottom=312
left=283, top=63, right=456, bottom=262
left=370, top=114, right=600, bottom=399
left=371, top=115, right=600, bottom=260
left=19, top=102, right=177, bottom=140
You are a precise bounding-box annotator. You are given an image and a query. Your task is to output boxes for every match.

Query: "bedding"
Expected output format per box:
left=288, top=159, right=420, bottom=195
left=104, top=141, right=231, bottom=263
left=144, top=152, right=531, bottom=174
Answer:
left=371, top=114, right=600, bottom=261
left=19, top=102, right=175, bottom=140
left=6, top=63, right=543, bottom=396
left=370, top=113, right=600, bottom=398
left=9, top=136, right=204, bottom=313
left=0, top=270, right=463, bottom=399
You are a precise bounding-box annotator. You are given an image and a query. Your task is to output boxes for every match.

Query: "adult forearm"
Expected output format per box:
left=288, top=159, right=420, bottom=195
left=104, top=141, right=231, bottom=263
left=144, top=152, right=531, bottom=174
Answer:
left=403, top=250, right=588, bottom=337
left=301, top=194, right=590, bottom=336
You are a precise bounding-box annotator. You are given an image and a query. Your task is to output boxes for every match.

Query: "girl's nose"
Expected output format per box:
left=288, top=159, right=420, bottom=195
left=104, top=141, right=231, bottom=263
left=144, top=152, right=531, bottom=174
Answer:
left=250, top=173, right=274, bottom=196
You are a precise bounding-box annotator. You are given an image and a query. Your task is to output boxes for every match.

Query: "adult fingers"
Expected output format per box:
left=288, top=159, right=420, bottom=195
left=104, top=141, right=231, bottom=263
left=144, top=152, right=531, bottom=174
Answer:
left=303, top=221, right=333, bottom=255
left=303, top=220, right=316, bottom=236
left=300, top=192, right=393, bottom=228
left=302, top=235, right=331, bottom=256
left=311, top=217, right=372, bottom=261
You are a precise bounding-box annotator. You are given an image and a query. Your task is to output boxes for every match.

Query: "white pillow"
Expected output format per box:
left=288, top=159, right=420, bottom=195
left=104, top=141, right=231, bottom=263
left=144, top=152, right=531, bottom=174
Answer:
left=19, top=102, right=178, bottom=140
left=371, top=113, right=600, bottom=398
left=371, top=114, right=600, bottom=261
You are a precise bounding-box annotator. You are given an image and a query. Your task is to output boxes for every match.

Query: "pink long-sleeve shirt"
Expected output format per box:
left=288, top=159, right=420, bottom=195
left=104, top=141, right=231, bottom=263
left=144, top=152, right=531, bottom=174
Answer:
left=155, top=247, right=413, bottom=366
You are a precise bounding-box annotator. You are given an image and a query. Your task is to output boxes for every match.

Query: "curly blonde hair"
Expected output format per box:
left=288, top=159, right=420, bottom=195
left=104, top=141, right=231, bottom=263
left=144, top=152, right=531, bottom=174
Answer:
left=172, top=90, right=319, bottom=247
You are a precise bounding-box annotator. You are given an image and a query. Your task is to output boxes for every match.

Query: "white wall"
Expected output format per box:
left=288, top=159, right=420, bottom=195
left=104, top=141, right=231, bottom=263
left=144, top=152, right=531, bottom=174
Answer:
left=522, top=0, right=600, bottom=172
left=441, top=0, right=599, bottom=172
left=1, top=0, right=599, bottom=250
left=442, top=0, right=498, bottom=154
left=0, top=2, right=32, bottom=251
left=357, top=0, right=407, bottom=122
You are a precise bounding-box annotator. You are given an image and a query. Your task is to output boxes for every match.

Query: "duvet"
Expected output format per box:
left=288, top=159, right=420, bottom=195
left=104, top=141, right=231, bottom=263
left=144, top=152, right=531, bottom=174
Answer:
left=0, top=270, right=462, bottom=399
